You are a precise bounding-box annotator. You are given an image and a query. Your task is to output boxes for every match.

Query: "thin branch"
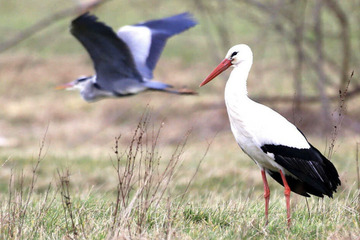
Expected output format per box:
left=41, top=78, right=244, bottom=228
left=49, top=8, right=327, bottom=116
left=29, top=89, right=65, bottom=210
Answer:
left=0, top=0, right=107, bottom=53
left=327, top=71, right=352, bottom=159
left=17, top=125, right=49, bottom=238
left=58, top=169, right=78, bottom=239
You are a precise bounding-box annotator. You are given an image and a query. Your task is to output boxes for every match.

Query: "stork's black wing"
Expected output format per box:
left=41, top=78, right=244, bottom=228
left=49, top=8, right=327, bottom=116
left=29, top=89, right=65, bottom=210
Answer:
left=71, top=13, right=143, bottom=90
left=261, top=144, right=341, bottom=197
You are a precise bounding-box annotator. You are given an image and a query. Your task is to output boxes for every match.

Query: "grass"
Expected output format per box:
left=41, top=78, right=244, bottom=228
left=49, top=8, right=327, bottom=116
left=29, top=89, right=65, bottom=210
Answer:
left=0, top=112, right=358, bottom=239
left=1, top=0, right=360, bottom=239
left=1, top=166, right=359, bottom=239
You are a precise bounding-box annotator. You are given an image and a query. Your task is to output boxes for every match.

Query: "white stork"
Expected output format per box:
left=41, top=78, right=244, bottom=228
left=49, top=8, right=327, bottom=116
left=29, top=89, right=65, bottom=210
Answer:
left=199, top=44, right=341, bottom=226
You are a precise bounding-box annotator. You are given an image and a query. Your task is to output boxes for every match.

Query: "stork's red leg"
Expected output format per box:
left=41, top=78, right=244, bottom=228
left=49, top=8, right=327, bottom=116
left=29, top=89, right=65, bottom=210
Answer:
left=279, top=170, right=291, bottom=227
left=261, top=169, right=270, bottom=225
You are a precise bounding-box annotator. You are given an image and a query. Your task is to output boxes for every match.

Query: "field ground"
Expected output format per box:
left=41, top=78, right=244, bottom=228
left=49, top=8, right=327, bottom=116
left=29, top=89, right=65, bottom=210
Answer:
left=1, top=1, right=360, bottom=239
left=0, top=54, right=359, bottom=239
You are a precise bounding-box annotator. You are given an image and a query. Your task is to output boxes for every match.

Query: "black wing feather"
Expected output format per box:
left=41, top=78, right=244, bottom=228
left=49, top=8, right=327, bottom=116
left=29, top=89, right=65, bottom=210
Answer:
left=261, top=144, right=341, bottom=198
left=70, top=13, right=142, bottom=89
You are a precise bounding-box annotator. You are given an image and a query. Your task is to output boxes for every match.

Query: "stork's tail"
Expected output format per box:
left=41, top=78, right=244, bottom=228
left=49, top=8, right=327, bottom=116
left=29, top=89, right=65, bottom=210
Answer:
left=143, top=81, right=197, bottom=95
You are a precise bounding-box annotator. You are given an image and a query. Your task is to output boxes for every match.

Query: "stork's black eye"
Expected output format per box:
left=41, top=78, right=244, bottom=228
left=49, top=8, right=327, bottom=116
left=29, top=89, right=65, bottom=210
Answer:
left=230, top=51, right=238, bottom=59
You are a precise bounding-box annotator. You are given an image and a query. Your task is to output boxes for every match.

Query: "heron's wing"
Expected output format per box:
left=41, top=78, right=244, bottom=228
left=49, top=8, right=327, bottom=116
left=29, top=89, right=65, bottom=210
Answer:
left=117, top=12, right=197, bottom=79
left=71, top=13, right=142, bottom=90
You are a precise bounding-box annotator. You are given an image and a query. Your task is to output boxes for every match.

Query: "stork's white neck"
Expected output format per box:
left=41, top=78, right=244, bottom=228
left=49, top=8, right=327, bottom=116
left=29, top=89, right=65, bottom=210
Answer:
left=225, top=60, right=252, bottom=103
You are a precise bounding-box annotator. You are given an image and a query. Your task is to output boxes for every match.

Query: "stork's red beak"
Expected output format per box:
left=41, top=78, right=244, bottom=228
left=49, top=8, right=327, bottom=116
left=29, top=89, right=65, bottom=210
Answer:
left=55, top=82, right=74, bottom=90
left=199, top=58, right=232, bottom=87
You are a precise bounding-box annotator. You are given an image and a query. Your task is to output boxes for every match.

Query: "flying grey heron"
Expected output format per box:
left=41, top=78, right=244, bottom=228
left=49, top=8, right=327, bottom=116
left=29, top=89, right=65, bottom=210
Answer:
left=57, top=12, right=197, bottom=101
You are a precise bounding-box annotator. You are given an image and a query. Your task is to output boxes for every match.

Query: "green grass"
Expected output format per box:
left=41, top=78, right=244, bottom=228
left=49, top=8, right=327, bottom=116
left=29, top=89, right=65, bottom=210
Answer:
left=0, top=125, right=358, bottom=239
left=1, top=181, right=359, bottom=239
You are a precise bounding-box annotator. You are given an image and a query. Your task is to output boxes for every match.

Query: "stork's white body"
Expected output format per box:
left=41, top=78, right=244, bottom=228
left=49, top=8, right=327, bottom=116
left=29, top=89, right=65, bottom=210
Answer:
left=224, top=64, right=309, bottom=173
left=199, top=44, right=340, bottom=226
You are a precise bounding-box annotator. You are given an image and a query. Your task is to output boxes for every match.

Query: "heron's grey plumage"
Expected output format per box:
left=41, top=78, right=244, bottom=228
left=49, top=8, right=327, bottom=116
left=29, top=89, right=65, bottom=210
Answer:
left=57, top=12, right=197, bottom=102
left=118, top=12, right=197, bottom=79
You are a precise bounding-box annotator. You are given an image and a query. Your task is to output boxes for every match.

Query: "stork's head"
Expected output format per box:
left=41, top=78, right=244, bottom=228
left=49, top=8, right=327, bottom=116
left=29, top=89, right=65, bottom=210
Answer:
left=56, top=76, right=93, bottom=91
left=225, top=44, right=253, bottom=66
left=200, top=44, right=253, bottom=87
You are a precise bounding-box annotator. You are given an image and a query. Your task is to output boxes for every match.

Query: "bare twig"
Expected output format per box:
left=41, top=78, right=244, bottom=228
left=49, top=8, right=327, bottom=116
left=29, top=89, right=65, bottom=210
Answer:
left=327, top=71, right=352, bottom=159
left=0, top=0, right=107, bottom=53
left=231, top=0, right=357, bottom=113
left=58, top=169, right=78, bottom=239
left=109, top=110, right=204, bottom=238
left=17, top=125, right=49, bottom=238
left=171, top=137, right=212, bottom=222
left=1, top=157, right=11, bottom=168
left=7, top=169, right=14, bottom=238
left=111, top=135, right=122, bottom=230
left=1, top=126, right=50, bottom=238
left=29, top=183, right=59, bottom=239
left=111, top=111, right=151, bottom=232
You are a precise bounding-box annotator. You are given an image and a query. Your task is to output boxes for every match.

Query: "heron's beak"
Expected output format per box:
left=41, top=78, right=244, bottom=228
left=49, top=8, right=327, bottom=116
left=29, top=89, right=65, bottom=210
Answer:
left=199, top=58, right=232, bottom=87
left=55, top=82, right=75, bottom=90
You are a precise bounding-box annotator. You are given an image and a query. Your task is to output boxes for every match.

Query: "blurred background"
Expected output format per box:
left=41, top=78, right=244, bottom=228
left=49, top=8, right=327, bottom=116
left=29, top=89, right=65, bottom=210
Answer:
left=0, top=0, right=359, bottom=193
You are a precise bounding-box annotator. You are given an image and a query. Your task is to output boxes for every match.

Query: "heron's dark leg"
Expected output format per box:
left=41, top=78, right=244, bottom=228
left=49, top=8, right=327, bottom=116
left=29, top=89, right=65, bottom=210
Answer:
left=261, top=169, right=270, bottom=225
left=279, top=170, right=291, bottom=227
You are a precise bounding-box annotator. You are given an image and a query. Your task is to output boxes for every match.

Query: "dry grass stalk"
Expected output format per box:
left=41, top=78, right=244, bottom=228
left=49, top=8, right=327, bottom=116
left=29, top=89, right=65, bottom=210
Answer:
left=28, top=183, right=58, bottom=239
left=163, top=137, right=211, bottom=240
left=58, top=169, right=78, bottom=239
left=108, top=110, right=205, bottom=239
left=17, top=126, right=49, bottom=236
left=1, top=127, right=52, bottom=239
left=327, top=71, right=352, bottom=159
